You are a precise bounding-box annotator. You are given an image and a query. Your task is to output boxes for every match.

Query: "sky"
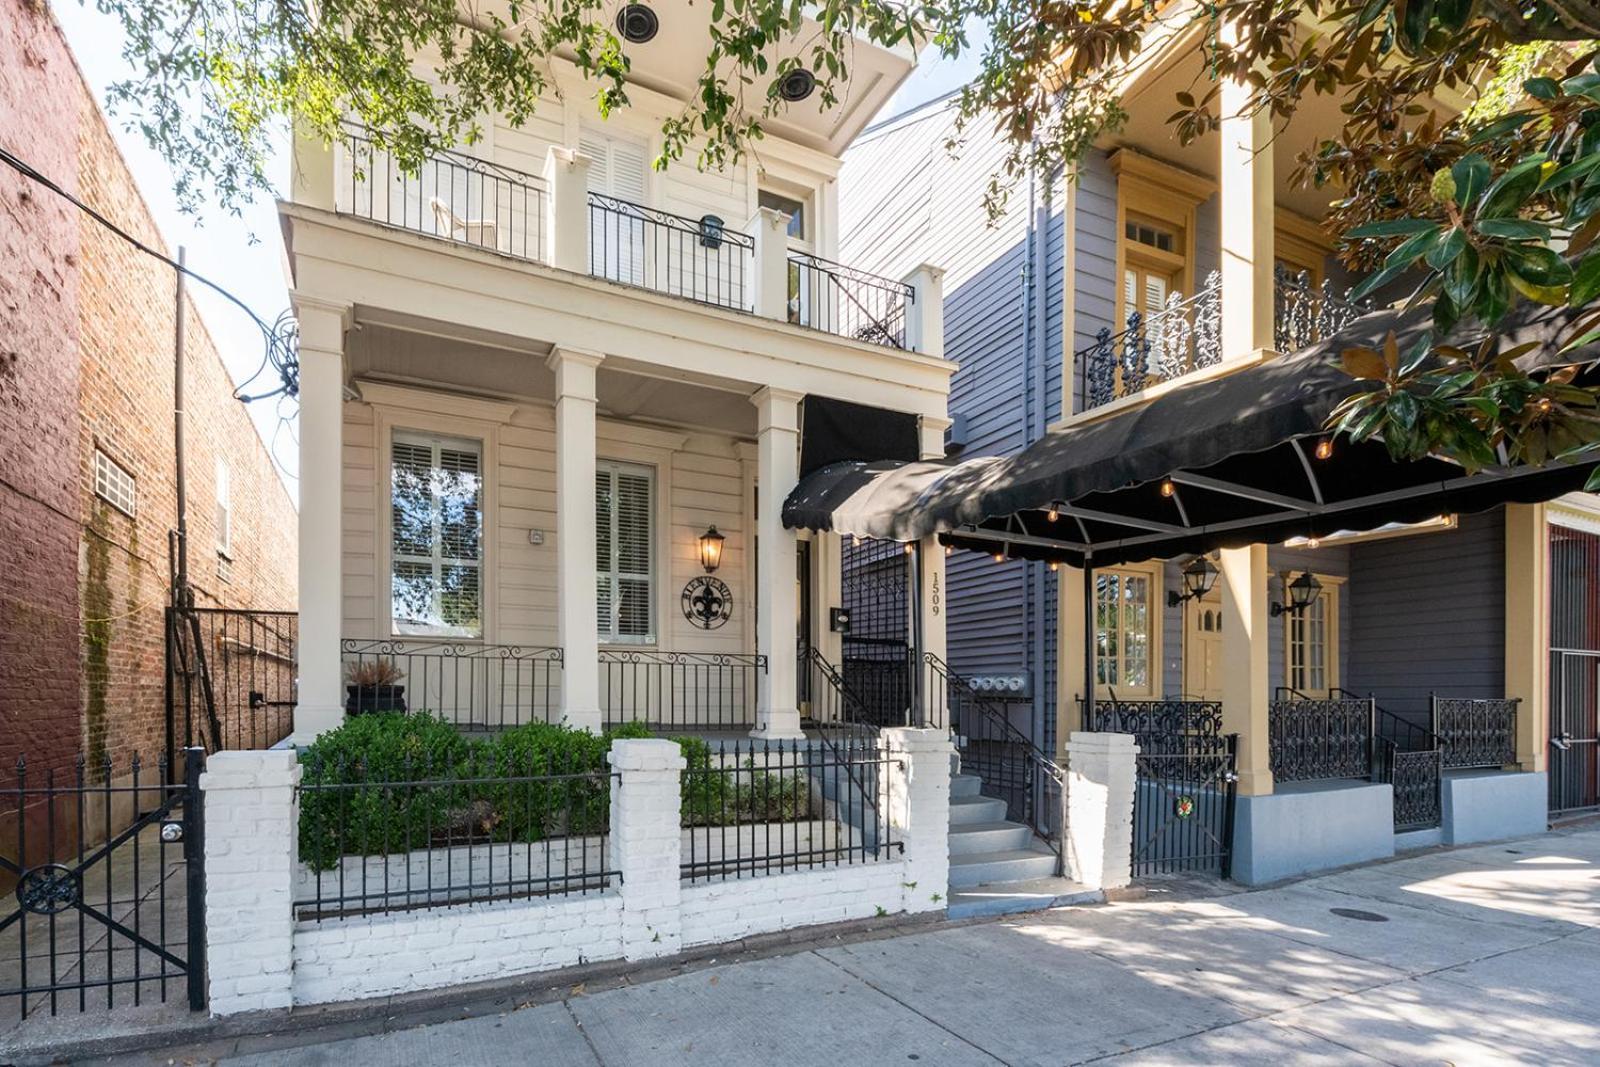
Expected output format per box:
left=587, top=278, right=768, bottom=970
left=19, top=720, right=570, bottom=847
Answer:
left=48, top=2, right=986, bottom=498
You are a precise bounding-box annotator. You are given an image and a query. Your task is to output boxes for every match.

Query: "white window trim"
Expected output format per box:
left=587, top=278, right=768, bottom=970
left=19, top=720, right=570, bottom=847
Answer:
left=596, top=458, right=657, bottom=645
left=93, top=448, right=137, bottom=518
left=1282, top=571, right=1344, bottom=699
left=390, top=429, right=486, bottom=639
left=1094, top=562, right=1164, bottom=699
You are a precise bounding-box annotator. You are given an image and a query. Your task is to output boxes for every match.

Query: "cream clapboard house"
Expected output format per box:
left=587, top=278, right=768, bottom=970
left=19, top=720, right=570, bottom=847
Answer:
left=280, top=8, right=952, bottom=743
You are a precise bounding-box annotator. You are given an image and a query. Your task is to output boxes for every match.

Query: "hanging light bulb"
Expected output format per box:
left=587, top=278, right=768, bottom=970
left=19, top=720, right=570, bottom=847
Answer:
left=1314, top=438, right=1334, bottom=461
left=1046, top=503, right=1060, bottom=522
left=1538, top=396, right=1554, bottom=414
left=944, top=544, right=954, bottom=557
left=904, top=542, right=914, bottom=555
left=1307, top=536, right=1322, bottom=549
left=852, top=535, right=861, bottom=548
left=993, top=551, right=1005, bottom=563
left=1160, top=479, right=1176, bottom=498
left=1048, top=560, right=1060, bottom=572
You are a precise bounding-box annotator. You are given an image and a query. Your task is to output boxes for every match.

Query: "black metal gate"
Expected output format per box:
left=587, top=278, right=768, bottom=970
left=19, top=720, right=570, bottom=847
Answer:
left=839, top=537, right=912, bottom=727
left=168, top=606, right=298, bottom=760
left=1133, top=735, right=1238, bottom=877
left=1, top=749, right=206, bottom=1018
left=1550, top=524, right=1600, bottom=817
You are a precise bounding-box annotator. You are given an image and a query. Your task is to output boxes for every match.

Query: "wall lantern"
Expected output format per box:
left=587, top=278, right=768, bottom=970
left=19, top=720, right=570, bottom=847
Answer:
left=1167, top=557, right=1218, bottom=607
left=696, top=525, right=726, bottom=574
left=698, top=214, right=725, bottom=250
left=1271, top=571, right=1322, bottom=617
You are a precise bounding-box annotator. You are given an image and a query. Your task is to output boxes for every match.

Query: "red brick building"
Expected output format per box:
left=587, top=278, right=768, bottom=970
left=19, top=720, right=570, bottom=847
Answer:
left=0, top=0, right=298, bottom=790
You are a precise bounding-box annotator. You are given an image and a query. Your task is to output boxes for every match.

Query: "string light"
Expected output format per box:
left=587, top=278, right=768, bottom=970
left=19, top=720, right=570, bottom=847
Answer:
left=1048, top=560, right=1060, bottom=572
left=993, top=551, right=1005, bottom=563
left=852, top=535, right=861, bottom=548
left=1307, top=536, right=1322, bottom=549
left=1160, top=479, right=1176, bottom=498
left=944, top=544, right=954, bottom=557
left=1314, top=438, right=1334, bottom=461
left=1046, top=504, right=1060, bottom=522
left=1538, top=397, right=1553, bottom=414
left=904, top=542, right=914, bottom=555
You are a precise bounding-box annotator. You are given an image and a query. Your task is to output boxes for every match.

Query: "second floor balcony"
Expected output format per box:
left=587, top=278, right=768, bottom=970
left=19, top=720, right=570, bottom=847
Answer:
left=329, top=126, right=933, bottom=355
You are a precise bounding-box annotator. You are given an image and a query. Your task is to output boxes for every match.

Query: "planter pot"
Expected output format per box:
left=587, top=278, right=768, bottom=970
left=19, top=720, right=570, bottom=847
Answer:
left=346, top=684, right=407, bottom=715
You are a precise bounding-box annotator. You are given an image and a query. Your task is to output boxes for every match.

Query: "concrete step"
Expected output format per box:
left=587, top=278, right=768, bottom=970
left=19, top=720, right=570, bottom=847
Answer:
left=949, top=773, right=984, bottom=799
left=948, top=821, right=1035, bottom=857
left=947, top=846, right=1060, bottom=889
left=947, top=795, right=1009, bottom=826
left=947, top=877, right=1103, bottom=921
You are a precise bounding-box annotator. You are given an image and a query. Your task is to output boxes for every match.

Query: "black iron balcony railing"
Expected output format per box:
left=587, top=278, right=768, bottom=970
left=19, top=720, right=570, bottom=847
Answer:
left=339, top=639, right=563, bottom=730
left=1267, top=690, right=1375, bottom=782
left=1079, top=697, right=1226, bottom=756
left=599, top=650, right=765, bottom=731
left=787, top=252, right=912, bottom=349
left=1077, top=268, right=1371, bottom=412
left=1432, top=695, right=1519, bottom=770
left=339, top=125, right=547, bottom=263
left=587, top=193, right=754, bottom=311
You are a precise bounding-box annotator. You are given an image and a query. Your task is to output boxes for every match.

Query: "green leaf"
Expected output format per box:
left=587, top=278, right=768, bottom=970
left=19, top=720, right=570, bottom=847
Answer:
left=1572, top=255, right=1600, bottom=308
left=1505, top=245, right=1574, bottom=287
left=1452, top=155, right=1491, bottom=209
left=1426, top=227, right=1467, bottom=269
left=1346, top=218, right=1439, bottom=238
left=1475, top=218, right=1552, bottom=241
left=1349, top=258, right=1414, bottom=303
left=1466, top=113, right=1535, bottom=147
left=1538, top=154, right=1600, bottom=194
left=1478, top=156, right=1549, bottom=219
left=1525, top=77, right=1561, bottom=101
left=1442, top=244, right=1481, bottom=309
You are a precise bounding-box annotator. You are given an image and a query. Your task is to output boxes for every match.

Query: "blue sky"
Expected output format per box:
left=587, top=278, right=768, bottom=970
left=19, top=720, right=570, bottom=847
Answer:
left=49, top=2, right=985, bottom=494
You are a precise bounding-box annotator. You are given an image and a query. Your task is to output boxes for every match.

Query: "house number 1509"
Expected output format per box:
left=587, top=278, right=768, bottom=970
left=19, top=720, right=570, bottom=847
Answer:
left=930, top=572, right=941, bottom=616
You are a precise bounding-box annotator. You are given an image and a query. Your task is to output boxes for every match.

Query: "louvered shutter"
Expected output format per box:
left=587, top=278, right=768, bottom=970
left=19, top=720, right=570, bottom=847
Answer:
left=583, top=130, right=648, bottom=285
left=595, top=462, right=654, bottom=642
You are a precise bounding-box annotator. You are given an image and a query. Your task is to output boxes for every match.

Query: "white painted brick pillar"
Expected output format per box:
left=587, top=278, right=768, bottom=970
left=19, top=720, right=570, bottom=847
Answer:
left=1063, top=731, right=1137, bottom=891
left=882, top=727, right=952, bottom=913
left=200, top=750, right=300, bottom=1016
left=609, top=739, right=685, bottom=959
left=543, top=146, right=592, bottom=273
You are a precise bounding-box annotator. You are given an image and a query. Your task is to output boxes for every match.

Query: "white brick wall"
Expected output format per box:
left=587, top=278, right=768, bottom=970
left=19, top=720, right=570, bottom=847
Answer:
left=1063, top=731, right=1138, bottom=890
left=681, top=861, right=907, bottom=947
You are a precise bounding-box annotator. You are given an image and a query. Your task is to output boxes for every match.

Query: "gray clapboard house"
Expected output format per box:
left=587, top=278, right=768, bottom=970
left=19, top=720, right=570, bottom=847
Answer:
left=836, top=89, right=1600, bottom=883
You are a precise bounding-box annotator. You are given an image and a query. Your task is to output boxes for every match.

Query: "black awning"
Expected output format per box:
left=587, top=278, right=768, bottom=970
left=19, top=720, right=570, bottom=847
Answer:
left=783, top=302, right=1600, bottom=567
left=798, top=396, right=920, bottom=479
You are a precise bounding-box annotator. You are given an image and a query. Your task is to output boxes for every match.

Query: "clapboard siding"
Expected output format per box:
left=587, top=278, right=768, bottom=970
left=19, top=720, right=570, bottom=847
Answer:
left=1346, top=510, right=1507, bottom=722
left=1069, top=152, right=1117, bottom=416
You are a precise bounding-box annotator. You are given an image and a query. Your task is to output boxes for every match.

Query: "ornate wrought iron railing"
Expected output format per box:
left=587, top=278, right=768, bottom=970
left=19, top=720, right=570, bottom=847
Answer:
left=587, top=193, right=753, bottom=311
left=338, top=125, right=547, bottom=262
left=340, top=639, right=563, bottom=730
left=1273, top=266, right=1371, bottom=355
left=929, top=654, right=1063, bottom=866
left=787, top=252, right=912, bottom=349
left=1342, top=688, right=1444, bottom=833
left=1079, top=698, right=1225, bottom=756
left=599, top=650, right=765, bottom=731
left=1267, top=690, right=1375, bottom=782
left=1079, top=273, right=1222, bottom=411
left=1432, top=695, right=1519, bottom=770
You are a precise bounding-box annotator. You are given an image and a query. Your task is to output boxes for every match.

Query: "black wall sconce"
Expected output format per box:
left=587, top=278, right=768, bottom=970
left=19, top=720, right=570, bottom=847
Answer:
left=1271, top=571, right=1322, bottom=617
left=1167, top=557, right=1219, bottom=607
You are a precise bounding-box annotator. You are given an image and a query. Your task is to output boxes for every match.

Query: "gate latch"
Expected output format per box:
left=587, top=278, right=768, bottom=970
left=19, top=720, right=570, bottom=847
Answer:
left=1552, top=733, right=1573, bottom=752
left=160, top=820, right=185, bottom=843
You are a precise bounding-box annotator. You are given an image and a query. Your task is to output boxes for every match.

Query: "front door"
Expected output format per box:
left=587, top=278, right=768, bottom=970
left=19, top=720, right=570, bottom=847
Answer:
left=1182, top=589, right=1225, bottom=701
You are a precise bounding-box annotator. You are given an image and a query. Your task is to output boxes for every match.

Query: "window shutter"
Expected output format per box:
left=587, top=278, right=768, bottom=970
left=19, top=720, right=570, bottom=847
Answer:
left=580, top=132, right=610, bottom=193
left=594, top=463, right=654, bottom=642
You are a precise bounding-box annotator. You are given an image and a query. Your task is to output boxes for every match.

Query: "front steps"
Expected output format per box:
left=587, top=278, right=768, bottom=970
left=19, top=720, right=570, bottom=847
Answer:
left=947, top=772, right=1098, bottom=919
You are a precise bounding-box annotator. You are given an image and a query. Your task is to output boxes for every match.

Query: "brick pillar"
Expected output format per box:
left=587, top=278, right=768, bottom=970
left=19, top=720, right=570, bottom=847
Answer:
left=1063, top=730, right=1137, bottom=891
left=609, top=739, right=685, bottom=959
left=882, top=726, right=953, bottom=913
left=200, top=749, right=300, bottom=1015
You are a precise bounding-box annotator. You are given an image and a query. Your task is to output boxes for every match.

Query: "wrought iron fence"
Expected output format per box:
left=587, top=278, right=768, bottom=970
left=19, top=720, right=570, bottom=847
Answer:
left=2, top=750, right=205, bottom=1018
left=295, top=746, right=616, bottom=919
left=1267, top=691, right=1376, bottom=782
left=339, top=125, right=546, bottom=262
left=1381, top=746, right=1444, bottom=833
left=588, top=193, right=753, bottom=310
left=679, top=737, right=901, bottom=883
left=1273, top=266, right=1370, bottom=353
left=787, top=252, right=912, bottom=349
left=1080, top=273, right=1222, bottom=411
left=930, top=655, right=1062, bottom=866
left=340, top=640, right=563, bottom=730
left=1432, top=695, right=1519, bottom=770
left=1080, top=698, right=1225, bottom=756
left=599, top=651, right=764, bottom=731
left=169, top=607, right=298, bottom=757
left=1132, top=737, right=1238, bottom=878
left=1550, top=647, right=1600, bottom=816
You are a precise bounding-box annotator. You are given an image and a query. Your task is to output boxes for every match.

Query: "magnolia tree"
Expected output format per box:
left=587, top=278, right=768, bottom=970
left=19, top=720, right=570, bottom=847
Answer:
left=101, top=0, right=1600, bottom=477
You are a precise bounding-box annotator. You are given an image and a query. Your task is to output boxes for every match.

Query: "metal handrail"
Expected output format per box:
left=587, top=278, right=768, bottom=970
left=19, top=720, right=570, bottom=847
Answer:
left=787, top=250, right=913, bottom=350
left=586, top=192, right=757, bottom=251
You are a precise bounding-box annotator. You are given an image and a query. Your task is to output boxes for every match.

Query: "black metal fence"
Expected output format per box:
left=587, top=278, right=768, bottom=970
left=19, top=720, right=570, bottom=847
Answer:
left=588, top=193, right=753, bottom=310
left=840, top=537, right=913, bottom=727
left=680, top=737, right=901, bottom=883
left=340, top=639, right=563, bottom=730
left=1080, top=274, right=1221, bottom=411
left=1081, top=698, right=1225, bottom=756
left=1267, top=693, right=1375, bottom=782
left=1132, top=736, right=1238, bottom=878
left=169, top=607, right=298, bottom=757
left=340, top=125, right=547, bottom=262
left=787, top=252, right=911, bottom=349
left=295, top=747, right=617, bottom=919
left=1, top=749, right=205, bottom=1018
left=1273, top=266, right=1370, bottom=354
left=599, top=651, right=764, bottom=731
left=1550, top=648, right=1600, bottom=816
left=1433, top=695, right=1519, bottom=770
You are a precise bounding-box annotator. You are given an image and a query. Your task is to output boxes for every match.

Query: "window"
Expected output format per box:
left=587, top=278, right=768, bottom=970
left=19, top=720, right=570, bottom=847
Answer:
left=596, top=461, right=654, bottom=643
left=1109, top=151, right=1213, bottom=337
left=1125, top=219, right=1175, bottom=254
left=1285, top=575, right=1338, bottom=697
left=1095, top=568, right=1156, bottom=693
left=759, top=189, right=807, bottom=241
left=93, top=449, right=136, bottom=517
left=215, top=458, right=232, bottom=557
left=391, top=432, right=483, bottom=638
left=1121, top=211, right=1185, bottom=325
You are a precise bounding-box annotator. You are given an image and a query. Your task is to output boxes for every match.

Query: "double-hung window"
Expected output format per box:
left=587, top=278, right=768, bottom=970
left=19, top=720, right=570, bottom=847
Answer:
left=391, top=431, right=483, bottom=637
left=595, top=461, right=654, bottom=643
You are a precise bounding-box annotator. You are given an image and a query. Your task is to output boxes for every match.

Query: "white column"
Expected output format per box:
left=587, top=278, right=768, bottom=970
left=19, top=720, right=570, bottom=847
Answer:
left=916, top=416, right=951, bottom=726
left=902, top=264, right=946, bottom=358
left=751, top=386, right=805, bottom=738
left=747, top=206, right=792, bottom=321
left=543, top=146, right=593, bottom=273
left=1219, top=544, right=1273, bottom=795
left=201, top=750, right=300, bottom=1015
left=292, top=298, right=349, bottom=743
left=550, top=346, right=605, bottom=733
left=1219, top=73, right=1275, bottom=358
left=1063, top=730, right=1137, bottom=891
left=608, top=739, right=685, bottom=959
left=882, top=726, right=954, bottom=913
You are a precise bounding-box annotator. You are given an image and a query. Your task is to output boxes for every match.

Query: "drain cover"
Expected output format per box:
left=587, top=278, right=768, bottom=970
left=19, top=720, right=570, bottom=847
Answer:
left=1329, top=907, right=1389, bottom=923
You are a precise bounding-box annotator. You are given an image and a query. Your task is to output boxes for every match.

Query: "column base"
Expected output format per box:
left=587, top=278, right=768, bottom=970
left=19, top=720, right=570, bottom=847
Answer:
left=559, top=708, right=605, bottom=735
left=750, top=708, right=805, bottom=741
left=289, top=703, right=345, bottom=746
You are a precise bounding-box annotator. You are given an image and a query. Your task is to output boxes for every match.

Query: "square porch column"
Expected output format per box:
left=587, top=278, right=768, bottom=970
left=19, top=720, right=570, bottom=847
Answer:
left=916, top=416, right=952, bottom=725
left=291, top=297, right=350, bottom=743
left=1219, top=544, right=1273, bottom=795
left=1219, top=70, right=1275, bottom=360
left=1505, top=503, right=1549, bottom=773
left=752, top=386, right=805, bottom=739
left=550, top=346, right=605, bottom=733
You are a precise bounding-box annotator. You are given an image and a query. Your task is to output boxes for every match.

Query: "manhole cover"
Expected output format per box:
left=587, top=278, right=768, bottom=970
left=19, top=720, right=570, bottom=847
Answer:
left=1329, top=907, right=1389, bottom=923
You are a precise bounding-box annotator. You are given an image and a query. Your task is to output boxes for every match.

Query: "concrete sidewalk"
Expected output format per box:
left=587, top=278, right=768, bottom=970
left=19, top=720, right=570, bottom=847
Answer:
left=85, top=825, right=1600, bottom=1066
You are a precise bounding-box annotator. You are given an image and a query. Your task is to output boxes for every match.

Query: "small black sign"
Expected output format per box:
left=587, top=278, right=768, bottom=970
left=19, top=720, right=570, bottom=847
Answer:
left=681, top=577, right=733, bottom=630
left=830, top=607, right=852, bottom=633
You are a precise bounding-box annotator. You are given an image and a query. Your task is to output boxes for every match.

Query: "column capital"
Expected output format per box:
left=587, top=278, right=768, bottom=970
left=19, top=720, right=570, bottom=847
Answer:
left=750, top=386, right=804, bottom=432
left=547, top=345, right=606, bottom=371
left=548, top=346, right=604, bottom=404
left=290, top=295, right=352, bottom=353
